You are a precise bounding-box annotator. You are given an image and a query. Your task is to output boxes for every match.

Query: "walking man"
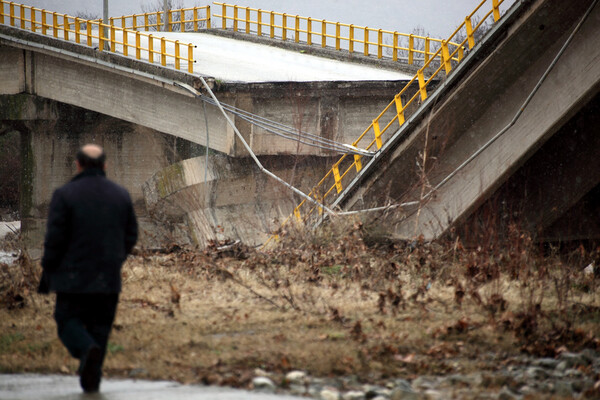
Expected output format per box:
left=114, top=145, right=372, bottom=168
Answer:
left=39, top=143, right=138, bottom=393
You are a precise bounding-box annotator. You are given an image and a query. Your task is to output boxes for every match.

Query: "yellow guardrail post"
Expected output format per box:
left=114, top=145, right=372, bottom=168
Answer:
left=86, top=21, right=92, bottom=46
left=135, top=31, right=140, bottom=59
left=74, top=17, right=80, bottom=43
left=41, top=10, right=47, bottom=34
left=121, top=16, right=125, bottom=29
left=354, top=155, right=362, bottom=172
left=156, top=12, right=161, bottom=31
left=221, top=3, right=226, bottom=29
left=321, top=20, right=326, bottom=47
left=144, top=13, right=149, bottom=30
left=394, top=94, right=405, bottom=126
left=270, top=11, right=274, bottom=38
left=233, top=5, right=238, bottom=31
left=168, top=9, right=173, bottom=32
left=336, top=22, right=340, bottom=50
left=179, top=9, right=184, bottom=32
left=0, top=2, right=4, bottom=25
left=425, top=37, right=430, bottom=63
left=207, top=5, right=211, bottom=29
left=408, top=34, right=414, bottom=64
left=295, top=15, right=300, bottom=43
left=373, top=119, right=383, bottom=149
left=98, top=22, right=104, bottom=51
left=123, top=28, right=128, bottom=56
left=110, top=23, right=116, bottom=52
left=188, top=43, right=194, bottom=73
left=349, top=24, right=354, bottom=53
left=307, top=17, right=312, bottom=45
left=294, top=207, right=302, bottom=222
left=363, top=27, right=368, bottom=56
left=332, top=165, right=343, bottom=193
left=32, top=8, right=37, bottom=32
left=442, top=40, right=452, bottom=74
left=493, top=0, right=501, bottom=22
left=160, top=36, right=166, bottom=66
left=148, top=34, right=153, bottom=63
left=417, top=69, right=427, bottom=101
left=465, top=16, right=475, bottom=49
left=31, top=8, right=37, bottom=32
left=9, top=2, right=14, bottom=27
left=19, top=4, right=24, bottom=29
left=282, top=13, right=287, bottom=41
left=392, top=31, right=398, bottom=61
left=257, top=9, right=262, bottom=36
left=63, top=16, right=69, bottom=40
left=245, top=7, right=250, bottom=34
left=175, top=40, right=180, bottom=69
left=51, top=12, right=56, bottom=37
left=377, top=29, right=382, bottom=58
left=193, top=7, right=198, bottom=31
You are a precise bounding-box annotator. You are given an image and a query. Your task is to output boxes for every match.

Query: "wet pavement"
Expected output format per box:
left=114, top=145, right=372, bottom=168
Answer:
left=0, top=374, right=305, bottom=400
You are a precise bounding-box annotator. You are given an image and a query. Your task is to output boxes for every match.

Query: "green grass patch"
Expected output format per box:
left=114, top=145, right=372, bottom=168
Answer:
left=0, top=332, right=25, bottom=354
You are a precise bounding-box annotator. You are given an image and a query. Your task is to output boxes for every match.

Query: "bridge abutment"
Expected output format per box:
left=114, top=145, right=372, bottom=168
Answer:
left=0, top=95, right=202, bottom=256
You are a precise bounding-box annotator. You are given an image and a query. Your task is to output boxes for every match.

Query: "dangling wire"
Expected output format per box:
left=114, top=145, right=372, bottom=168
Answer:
left=196, top=93, right=375, bottom=157
left=174, top=80, right=339, bottom=216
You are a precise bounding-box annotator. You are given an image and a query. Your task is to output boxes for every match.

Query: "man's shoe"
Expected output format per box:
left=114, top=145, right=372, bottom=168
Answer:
left=80, top=345, right=102, bottom=393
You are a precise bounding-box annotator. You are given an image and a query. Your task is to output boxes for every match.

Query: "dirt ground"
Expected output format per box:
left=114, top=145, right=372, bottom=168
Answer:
left=1, top=222, right=600, bottom=394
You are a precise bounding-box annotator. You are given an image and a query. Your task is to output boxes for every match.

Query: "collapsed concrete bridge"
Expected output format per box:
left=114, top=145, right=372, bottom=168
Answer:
left=0, top=1, right=425, bottom=253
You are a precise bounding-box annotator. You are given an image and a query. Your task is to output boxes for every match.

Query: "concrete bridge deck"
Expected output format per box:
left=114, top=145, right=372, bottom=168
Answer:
left=332, top=0, right=600, bottom=243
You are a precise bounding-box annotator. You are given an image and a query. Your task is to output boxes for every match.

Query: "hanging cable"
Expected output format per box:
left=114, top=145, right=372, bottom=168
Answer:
left=196, top=93, right=375, bottom=156
left=174, top=80, right=338, bottom=216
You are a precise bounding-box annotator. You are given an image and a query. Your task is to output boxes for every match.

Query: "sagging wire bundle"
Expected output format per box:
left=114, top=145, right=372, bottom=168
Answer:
left=192, top=88, right=374, bottom=157
left=174, top=79, right=340, bottom=216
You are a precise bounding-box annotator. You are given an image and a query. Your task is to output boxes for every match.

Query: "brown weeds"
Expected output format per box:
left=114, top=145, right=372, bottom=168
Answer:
left=0, top=220, right=599, bottom=386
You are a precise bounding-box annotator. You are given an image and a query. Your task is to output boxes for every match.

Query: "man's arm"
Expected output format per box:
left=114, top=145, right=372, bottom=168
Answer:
left=41, top=190, right=70, bottom=273
left=124, top=199, right=138, bottom=255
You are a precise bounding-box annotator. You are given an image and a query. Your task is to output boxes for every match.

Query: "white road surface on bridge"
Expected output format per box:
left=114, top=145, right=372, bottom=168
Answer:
left=102, top=30, right=413, bottom=82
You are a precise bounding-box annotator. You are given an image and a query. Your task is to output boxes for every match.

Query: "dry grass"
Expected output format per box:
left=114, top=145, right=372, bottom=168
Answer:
left=1, top=219, right=600, bottom=390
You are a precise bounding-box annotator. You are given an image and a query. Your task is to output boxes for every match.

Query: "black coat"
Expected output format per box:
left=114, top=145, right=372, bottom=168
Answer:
left=40, top=168, right=138, bottom=294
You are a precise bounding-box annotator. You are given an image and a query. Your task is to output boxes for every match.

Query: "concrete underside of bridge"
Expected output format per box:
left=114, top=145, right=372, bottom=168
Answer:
left=339, top=0, right=600, bottom=244
left=0, top=94, right=339, bottom=253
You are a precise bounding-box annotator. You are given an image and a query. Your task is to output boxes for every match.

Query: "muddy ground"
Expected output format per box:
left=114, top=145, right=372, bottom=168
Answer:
left=1, top=222, right=600, bottom=398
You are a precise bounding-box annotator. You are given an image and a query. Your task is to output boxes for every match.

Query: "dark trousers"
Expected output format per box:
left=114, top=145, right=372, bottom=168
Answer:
left=54, top=293, right=119, bottom=371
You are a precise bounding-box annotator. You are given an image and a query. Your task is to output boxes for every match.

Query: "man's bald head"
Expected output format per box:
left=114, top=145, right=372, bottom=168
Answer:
left=76, top=144, right=106, bottom=171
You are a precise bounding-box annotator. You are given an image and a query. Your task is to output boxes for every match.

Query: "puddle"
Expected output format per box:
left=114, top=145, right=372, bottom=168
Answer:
left=0, top=374, right=305, bottom=400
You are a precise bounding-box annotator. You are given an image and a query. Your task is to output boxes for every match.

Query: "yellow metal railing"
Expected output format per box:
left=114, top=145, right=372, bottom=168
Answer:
left=213, top=2, right=464, bottom=65
left=109, top=5, right=211, bottom=32
left=0, top=1, right=196, bottom=73
left=270, top=0, right=505, bottom=240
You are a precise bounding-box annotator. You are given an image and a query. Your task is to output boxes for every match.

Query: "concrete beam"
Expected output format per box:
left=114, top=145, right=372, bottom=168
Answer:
left=338, top=0, right=600, bottom=241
